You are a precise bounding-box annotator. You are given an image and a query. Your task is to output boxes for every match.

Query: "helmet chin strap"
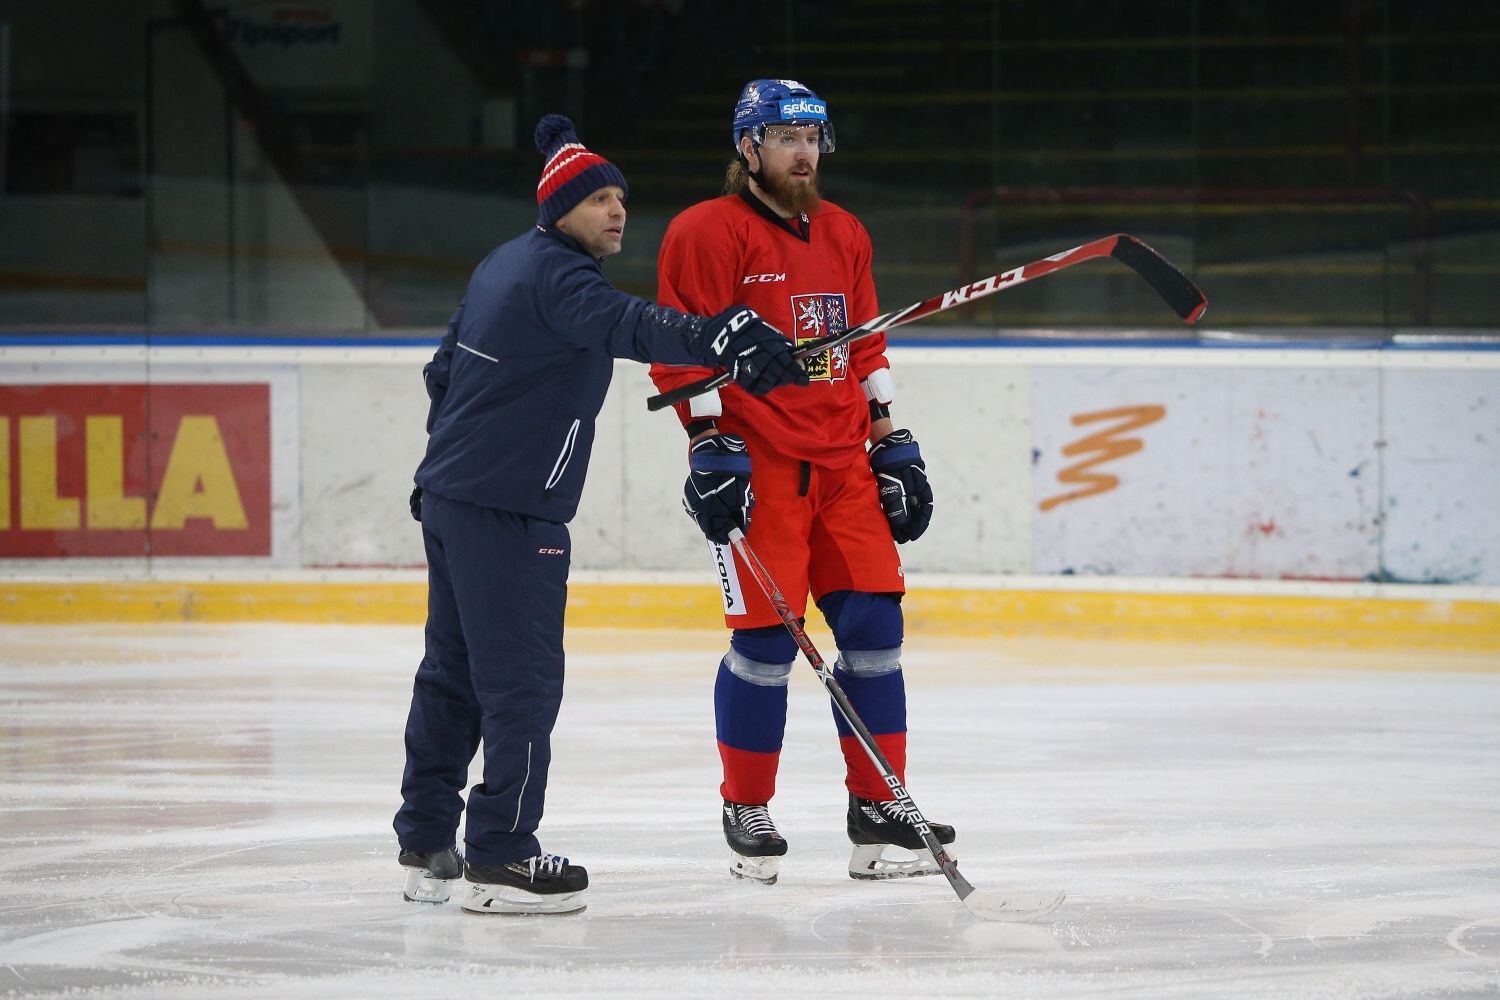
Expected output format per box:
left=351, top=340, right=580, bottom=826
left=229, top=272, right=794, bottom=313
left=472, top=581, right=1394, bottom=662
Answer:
left=739, top=142, right=767, bottom=189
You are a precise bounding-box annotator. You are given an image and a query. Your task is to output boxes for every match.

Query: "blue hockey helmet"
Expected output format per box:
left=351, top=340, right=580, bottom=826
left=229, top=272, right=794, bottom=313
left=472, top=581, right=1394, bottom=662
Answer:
left=731, top=79, right=836, bottom=153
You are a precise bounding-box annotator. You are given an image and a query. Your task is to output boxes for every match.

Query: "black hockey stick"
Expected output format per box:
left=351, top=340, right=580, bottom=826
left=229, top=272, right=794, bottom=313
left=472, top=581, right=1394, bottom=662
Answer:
left=725, top=527, right=1065, bottom=923
left=647, top=233, right=1206, bottom=412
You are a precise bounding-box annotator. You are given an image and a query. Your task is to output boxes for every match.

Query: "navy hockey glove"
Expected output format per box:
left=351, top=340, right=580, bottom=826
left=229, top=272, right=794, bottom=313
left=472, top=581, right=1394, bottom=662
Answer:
left=705, top=306, right=809, bottom=396
left=869, top=429, right=933, bottom=543
left=683, top=433, right=753, bottom=544
left=409, top=485, right=422, bottom=522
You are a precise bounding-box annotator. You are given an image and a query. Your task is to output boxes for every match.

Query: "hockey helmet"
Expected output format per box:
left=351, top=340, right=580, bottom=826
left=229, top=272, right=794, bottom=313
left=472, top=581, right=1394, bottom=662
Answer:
left=731, top=79, right=836, bottom=153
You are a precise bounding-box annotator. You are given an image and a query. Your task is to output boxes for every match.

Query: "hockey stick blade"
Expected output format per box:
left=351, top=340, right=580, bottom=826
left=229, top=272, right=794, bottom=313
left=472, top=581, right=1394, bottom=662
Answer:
left=1109, top=234, right=1207, bottom=323
left=962, top=887, right=1067, bottom=923
left=646, top=233, right=1205, bottom=411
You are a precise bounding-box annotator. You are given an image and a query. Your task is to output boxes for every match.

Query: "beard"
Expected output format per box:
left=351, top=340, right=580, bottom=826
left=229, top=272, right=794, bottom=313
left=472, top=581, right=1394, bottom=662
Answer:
left=759, top=161, right=822, bottom=215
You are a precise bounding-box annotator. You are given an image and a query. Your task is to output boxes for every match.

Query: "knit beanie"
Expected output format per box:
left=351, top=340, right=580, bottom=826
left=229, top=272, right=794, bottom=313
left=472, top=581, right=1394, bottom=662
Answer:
left=534, top=114, right=629, bottom=227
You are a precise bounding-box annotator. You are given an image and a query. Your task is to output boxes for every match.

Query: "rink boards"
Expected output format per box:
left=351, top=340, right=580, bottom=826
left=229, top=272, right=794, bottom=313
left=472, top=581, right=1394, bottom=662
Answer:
left=1, top=337, right=1497, bottom=650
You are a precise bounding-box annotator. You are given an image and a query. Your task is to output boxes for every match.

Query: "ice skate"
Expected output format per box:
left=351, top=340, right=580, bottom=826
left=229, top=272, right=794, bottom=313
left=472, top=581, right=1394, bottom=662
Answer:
left=399, top=846, right=463, bottom=903
left=460, top=853, right=588, bottom=915
left=722, top=799, right=788, bottom=884
left=846, top=794, right=957, bottom=880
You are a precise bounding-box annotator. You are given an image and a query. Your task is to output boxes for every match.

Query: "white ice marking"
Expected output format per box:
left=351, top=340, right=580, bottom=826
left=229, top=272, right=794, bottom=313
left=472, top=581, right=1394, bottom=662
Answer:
left=1219, top=909, right=1276, bottom=959
left=1446, top=913, right=1500, bottom=958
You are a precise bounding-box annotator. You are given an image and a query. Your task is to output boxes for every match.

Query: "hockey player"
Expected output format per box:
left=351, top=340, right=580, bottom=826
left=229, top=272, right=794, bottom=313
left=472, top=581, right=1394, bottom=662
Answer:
left=396, top=115, right=808, bottom=915
left=649, top=80, right=955, bottom=884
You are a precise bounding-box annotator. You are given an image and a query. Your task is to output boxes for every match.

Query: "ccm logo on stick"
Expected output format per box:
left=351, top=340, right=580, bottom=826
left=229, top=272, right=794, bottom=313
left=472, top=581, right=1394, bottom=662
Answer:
left=742, top=273, right=785, bottom=284
left=941, top=266, right=1027, bottom=308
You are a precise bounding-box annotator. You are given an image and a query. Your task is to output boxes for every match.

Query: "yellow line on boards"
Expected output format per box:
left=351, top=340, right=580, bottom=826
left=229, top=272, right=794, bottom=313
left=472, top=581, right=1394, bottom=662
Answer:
left=1, top=582, right=1497, bottom=655
left=0, top=582, right=429, bottom=625
left=903, top=589, right=1500, bottom=653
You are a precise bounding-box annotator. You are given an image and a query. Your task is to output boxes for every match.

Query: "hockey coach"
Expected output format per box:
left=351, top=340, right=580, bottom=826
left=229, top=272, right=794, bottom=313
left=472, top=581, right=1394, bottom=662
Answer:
left=393, top=115, right=809, bottom=915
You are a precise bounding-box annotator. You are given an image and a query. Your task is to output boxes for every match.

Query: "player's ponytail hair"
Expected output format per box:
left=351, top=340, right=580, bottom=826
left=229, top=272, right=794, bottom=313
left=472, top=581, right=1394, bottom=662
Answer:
left=723, top=159, right=750, bottom=195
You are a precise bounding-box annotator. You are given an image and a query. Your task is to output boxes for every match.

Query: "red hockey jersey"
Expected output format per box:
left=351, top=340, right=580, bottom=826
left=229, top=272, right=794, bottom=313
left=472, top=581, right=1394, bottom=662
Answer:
left=650, top=191, right=888, bottom=467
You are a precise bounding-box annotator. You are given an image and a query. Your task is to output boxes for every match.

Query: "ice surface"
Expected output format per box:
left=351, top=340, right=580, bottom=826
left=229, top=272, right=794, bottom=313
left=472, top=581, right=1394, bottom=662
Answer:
left=1, top=623, right=1497, bottom=998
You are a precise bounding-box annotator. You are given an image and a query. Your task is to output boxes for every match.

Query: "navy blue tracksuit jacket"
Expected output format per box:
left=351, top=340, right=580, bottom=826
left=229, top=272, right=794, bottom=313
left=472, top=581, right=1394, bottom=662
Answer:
left=415, top=225, right=708, bottom=519
left=396, top=224, right=715, bottom=865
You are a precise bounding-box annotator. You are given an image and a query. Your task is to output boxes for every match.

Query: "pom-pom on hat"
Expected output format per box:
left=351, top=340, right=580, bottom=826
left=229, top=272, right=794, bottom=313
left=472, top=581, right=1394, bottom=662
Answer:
left=534, top=114, right=628, bottom=227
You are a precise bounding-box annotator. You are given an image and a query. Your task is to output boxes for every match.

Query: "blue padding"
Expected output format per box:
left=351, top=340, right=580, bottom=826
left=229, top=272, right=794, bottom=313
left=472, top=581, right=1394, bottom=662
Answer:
left=817, top=590, right=903, bottom=651
left=830, top=665, right=907, bottom=737
left=714, top=656, right=789, bottom=753
left=870, top=442, right=921, bottom=468
left=690, top=452, right=751, bottom=475
left=730, top=625, right=797, bottom=664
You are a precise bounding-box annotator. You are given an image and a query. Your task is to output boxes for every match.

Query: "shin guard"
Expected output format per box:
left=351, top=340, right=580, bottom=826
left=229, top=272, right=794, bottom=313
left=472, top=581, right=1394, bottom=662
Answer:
left=831, top=664, right=908, bottom=799
left=713, top=649, right=791, bottom=805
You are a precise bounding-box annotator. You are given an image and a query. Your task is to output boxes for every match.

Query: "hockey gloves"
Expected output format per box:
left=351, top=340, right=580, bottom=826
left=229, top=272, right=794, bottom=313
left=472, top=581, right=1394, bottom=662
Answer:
left=683, top=433, right=753, bottom=544
left=869, top=429, right=933, bottom=543
left=409, top=485, right=423, bottom=522
left=704, top=306, right=809, bottom=396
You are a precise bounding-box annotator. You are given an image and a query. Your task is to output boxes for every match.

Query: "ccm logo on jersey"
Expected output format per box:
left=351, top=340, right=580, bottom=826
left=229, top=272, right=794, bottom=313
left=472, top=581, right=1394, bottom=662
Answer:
left=537, top=547, right=565, bottom=555
left=742, top=272, right=786, bottom=284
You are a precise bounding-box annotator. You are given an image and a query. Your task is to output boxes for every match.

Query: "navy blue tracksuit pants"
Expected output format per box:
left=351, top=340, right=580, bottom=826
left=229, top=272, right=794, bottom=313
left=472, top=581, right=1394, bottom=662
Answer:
left=393, top=490, right=569, bottom=866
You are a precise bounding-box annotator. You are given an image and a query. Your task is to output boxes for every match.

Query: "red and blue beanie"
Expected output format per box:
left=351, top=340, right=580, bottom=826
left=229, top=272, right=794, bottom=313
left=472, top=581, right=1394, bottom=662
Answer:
left=534, top=114, right=628, bottom=227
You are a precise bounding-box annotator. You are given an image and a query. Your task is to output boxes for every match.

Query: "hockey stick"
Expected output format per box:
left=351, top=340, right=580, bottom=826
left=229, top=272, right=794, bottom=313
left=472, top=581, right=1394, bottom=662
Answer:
left=725, top=527, right=1065, bottom=923
left=647, top=233, right=1206, bottom=412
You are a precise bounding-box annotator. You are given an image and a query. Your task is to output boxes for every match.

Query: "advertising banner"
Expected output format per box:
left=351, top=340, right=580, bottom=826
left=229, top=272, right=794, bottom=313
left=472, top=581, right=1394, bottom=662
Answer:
left=219, top=1, right=371, bottom=89
left=0, top=383, right=272, bottom=557
left=1031, top=366, right=1381, bottom=580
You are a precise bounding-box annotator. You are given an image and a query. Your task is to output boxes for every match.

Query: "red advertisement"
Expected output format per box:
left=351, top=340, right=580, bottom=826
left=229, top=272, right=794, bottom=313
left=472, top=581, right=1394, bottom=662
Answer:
left=0, top=383, right=272, bottom=557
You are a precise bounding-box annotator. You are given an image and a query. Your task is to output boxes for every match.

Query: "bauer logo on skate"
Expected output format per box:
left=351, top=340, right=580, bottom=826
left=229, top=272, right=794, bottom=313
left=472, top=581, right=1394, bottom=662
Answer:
left=0, top=383, right=272, bottom=557
left=791, top=293, right=849, bottom=383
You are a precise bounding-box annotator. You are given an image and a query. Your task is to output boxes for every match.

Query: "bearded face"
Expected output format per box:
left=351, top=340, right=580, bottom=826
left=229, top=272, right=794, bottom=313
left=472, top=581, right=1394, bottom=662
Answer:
left=743, top=124, right=823, bottom=216
left=760, top=157, right=821, bottom=215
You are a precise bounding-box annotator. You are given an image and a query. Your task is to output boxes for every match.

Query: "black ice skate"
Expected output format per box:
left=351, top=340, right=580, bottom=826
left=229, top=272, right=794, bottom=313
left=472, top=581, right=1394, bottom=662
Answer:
left=460, top=853, right=589, bottom=915
left=846, top=794, right=958, bottom=880
left=722, top=799, right=788, bottom=884
left=399, top=846, right=463, bottom=903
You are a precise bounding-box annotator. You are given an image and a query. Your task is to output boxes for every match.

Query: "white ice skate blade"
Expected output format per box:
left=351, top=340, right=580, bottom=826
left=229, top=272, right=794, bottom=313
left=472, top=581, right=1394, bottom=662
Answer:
left=729, top=851, right=780, bottom=885
left=847, top=842, right=954, bottom=880
left=460, top=882, right=586, bottom=915
left=401, top=869, right=455, bottom=904
left=961, top=888, right=1066, bottom=922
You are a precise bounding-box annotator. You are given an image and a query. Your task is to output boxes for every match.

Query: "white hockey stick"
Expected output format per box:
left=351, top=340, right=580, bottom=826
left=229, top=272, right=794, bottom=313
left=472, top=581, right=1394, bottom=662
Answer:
left=726, top=527, right=1065, bottom=922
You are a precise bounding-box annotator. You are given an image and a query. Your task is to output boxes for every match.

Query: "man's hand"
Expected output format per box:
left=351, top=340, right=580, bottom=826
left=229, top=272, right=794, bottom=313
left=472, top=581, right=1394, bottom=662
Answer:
left=869, top=429, right=933, bottom=543
left=683, top=433, right=753, bottom=544
left=409, top=485, right=423, bottom=522
left=703, top=306, right=809, bottom=396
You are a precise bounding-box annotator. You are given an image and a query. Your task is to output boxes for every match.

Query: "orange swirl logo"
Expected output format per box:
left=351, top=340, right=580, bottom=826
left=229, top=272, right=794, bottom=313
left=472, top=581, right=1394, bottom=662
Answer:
left=1039, top=405, right=1166, bottom=512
